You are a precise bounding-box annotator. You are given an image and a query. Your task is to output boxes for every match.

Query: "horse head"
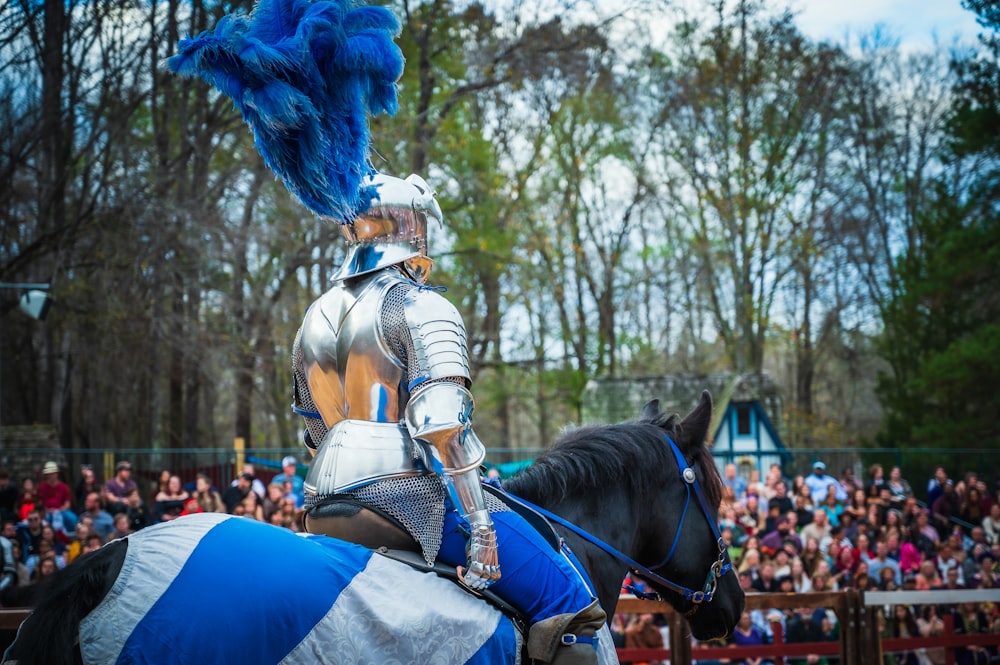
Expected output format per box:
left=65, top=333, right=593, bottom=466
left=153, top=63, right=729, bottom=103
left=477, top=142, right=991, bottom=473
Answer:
left=505, top=390, right=744, bottom=642
left=632, top=390, right=745, bottom=640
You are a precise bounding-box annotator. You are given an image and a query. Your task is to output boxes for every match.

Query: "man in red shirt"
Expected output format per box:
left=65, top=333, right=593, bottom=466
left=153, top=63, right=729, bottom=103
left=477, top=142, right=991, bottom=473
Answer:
left=36, top=461, right=76, bottom=536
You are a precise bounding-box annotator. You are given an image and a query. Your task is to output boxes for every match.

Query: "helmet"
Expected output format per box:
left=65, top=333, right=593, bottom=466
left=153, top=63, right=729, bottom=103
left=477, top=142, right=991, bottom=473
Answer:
left=331, top=173, right=443, bottom=283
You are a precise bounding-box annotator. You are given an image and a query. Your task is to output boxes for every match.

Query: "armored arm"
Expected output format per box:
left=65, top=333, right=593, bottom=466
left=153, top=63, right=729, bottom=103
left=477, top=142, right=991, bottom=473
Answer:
left=400, top=287, right=499, bottom=589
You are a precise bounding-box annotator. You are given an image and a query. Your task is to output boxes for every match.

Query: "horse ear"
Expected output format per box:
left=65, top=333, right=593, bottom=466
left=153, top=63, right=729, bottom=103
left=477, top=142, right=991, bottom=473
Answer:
left=681, top=391, right=713, bottom=446
left=640, top=399, right=660, bottom=420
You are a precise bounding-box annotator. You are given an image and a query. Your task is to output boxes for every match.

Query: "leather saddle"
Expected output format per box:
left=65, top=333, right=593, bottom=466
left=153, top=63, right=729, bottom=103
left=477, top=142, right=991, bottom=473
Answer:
left=303, top=483, right=561, bottom=626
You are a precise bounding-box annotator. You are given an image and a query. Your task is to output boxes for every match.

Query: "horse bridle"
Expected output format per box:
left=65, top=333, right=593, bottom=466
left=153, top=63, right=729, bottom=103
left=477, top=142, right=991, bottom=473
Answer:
left=501, top=435, right=733, bottom=617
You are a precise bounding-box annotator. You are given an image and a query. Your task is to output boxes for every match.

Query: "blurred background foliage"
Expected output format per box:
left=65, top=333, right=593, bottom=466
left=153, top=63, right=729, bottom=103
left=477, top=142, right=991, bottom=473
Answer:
left=0, top=0, right=997, bottom=470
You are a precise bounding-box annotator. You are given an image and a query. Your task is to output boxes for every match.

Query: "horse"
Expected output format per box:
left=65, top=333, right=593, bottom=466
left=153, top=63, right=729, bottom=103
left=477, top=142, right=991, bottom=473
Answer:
left=3, top=391, right=743, bottom=665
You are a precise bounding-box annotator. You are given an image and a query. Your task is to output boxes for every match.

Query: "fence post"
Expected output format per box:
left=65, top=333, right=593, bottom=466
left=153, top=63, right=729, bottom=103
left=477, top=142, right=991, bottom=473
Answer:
left=234, top=437, right=245, bottom=477
left=669, top=611, right=691, bottom=665
left=859, top=594, right=882, bottom=665
left=840, top=588, right=858, bottom=665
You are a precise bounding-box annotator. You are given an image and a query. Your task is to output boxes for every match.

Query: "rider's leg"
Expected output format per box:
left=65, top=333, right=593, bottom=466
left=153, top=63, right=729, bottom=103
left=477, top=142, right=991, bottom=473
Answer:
left=438, top=508, right=607, bottom=664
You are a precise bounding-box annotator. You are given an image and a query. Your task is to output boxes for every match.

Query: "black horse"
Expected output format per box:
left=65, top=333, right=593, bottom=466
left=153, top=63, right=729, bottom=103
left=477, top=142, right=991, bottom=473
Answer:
left=4, top=392, right=743, bottom=665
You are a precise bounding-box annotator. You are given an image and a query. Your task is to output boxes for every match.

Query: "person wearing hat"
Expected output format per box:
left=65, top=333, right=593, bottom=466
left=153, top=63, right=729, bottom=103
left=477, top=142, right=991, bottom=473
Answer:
left=103, top=461, right=137, bottom=515
left=36, top=461, right=77, bottom=536
left=804, top=461, right=847, bottom=505
left=271, top=456, right=304, bottom=508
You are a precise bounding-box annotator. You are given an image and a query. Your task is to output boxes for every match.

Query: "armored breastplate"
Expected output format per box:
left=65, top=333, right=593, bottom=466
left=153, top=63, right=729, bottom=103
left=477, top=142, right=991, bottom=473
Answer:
left=298, top=270, right=406, bottom=427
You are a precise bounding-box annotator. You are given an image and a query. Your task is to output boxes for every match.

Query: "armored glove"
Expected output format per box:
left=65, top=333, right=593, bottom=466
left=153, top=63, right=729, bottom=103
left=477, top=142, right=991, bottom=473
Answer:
left=462, top=509, right=501, bottom=590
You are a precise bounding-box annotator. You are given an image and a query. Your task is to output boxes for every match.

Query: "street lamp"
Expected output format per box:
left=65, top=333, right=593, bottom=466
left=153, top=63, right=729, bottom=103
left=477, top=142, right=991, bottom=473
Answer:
left=0, top=281, right=53, bottom=451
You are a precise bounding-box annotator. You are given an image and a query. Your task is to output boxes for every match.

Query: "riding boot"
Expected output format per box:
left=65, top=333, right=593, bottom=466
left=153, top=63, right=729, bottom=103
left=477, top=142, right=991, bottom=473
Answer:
left=526, top=599, right=607, bottom=665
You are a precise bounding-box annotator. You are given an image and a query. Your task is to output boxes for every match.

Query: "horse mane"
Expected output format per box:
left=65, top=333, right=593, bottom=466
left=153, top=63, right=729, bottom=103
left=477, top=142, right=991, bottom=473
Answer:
left=504, top=407, right=722, bottom=511
left=5, top=538, right=128, bottom=665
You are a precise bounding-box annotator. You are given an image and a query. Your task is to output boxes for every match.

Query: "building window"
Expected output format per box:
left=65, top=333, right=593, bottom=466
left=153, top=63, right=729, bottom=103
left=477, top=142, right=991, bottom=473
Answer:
left=736, top=405, right=751, bottom=436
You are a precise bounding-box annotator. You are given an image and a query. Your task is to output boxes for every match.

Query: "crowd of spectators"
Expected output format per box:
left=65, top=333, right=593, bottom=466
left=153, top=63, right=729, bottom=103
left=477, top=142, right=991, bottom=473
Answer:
left=0, top=456, right=306, bottom=605
left=617, top=461, right=1000, bottom=665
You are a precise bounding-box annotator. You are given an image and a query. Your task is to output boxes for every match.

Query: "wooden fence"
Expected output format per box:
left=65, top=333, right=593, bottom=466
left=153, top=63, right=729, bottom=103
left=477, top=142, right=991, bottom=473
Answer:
left=616, top=589, right=1000, bottom=665
left=2, top=589, right=999, bottom=661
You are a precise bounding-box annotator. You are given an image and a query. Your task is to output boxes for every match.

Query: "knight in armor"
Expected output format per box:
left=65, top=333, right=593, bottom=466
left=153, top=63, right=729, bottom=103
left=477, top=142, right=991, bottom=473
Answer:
left=166, top=0, right=606, bottom=658
left=291, top=172, right=607, bottom=664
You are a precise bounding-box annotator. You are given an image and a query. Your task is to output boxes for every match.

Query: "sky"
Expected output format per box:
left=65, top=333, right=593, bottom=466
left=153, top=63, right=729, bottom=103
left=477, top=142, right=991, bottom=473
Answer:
left=791, top=0, right=985, bottom=50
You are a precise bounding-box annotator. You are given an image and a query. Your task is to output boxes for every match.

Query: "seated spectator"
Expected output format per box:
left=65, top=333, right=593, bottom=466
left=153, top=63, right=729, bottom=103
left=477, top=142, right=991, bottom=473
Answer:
left=917, top=605, right=946, bottom=665
left=801, top=510, right=832, bottom=554
left=9, top=540, right=30, bottom=587
left=910, top=512, right=941, bottom=557
left=933, top=541, right=964, bottom=587
left=153, top=475, right=189, bottom=522
left=739, top=548, right=762, bottom=582
left=899, top=541, right=922, bottom=577
left=25, top=539, right=64, bottom=577
left=867, top=538, right=903, bottom=587
left=747, top=468, right=767, bottom=503
left=926, top=467, right=949, bottom=511
left=820, top=491, right=843, bottom=528
left=124, top=487, right=152, bottom=532
left=36, top=461, right=77, bottom=537
left=102, top=461, right=137, bottom=515
left=30, top=555, right=58, bottom=585
left=970, top=552, right=996, bottom=589
left=753, top=562, right=780, bottom=593
left=65, top=522, right=91, bottom=565
left=81, top=532, right=104, bottom=556
left=853, top=572, right=874, bottom=591
left=886, top=466, right=913, bottom=508
left=15, top=509, right=46, bottom=560
left=853, top=532, right=875, bottom=565
left=761, top=516, right=800, bottom=556
left=786, top=607, right=832, bottom=665
left=222, top=473, right=254, bottom=514
left=731, top=610, right=773, bottom=665
left=952, top=602, right=995, bottom=665
left=768, top=481, right=794, bottom=518
left=723, top=463, right=748, bottom=501
left=179, top=497, right=203, bottom=517
left=800, top=537, right=823, bottom=578
left=78, top=491, right=114, bottom=541
left=914, top=560, right=942, bottom=590
left=242, top=489, right=264, bottom=521
left=866, top=464, right=887, bottom=500
left=887, top=605, right=920, bottom=665
left=193, top=473, right=225, bottom=514
left=74, top=464, right=100, bottom=513
left=879, top=570, right=899, bottom=590
left=959, top=487, right=986, bottom=530
left=840, top=467, right=863, bottom=497
left=231, top=464, right=266, bottom=499
left=804, top=462, right=848, bottom=506
left=941, top=567, right=964, bottom=590
left=931, top=481, right=960, bottom=530
left=982, top=504, right=1000, bottom=545
left=15, top=478, right=38, bottom=523
left=790, top=557, right=813, bottom=593
left=262, top=482, right=284, bottom=524
left=623, top=612, right=663, bottom=661
left=272, top=456, right=305, bottom=508
left=772, top=549, right=793, bottom=579
left=110, top=512, right=132, bottom=540
left=832, top=545, right=858, bottom=588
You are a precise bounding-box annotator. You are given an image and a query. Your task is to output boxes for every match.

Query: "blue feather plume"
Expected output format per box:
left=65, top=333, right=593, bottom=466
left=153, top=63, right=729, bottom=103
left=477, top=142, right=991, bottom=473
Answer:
left=167, top=0, right=403, bottom=221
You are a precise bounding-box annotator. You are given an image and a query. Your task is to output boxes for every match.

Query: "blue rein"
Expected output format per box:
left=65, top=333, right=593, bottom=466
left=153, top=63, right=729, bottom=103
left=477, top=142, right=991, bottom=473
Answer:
left=500, top=435, right=732, bottom=611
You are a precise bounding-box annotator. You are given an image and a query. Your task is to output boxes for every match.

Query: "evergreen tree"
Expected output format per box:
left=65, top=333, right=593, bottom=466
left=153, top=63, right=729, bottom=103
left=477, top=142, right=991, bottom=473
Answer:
left=876, top=0, right=1000, bottom=451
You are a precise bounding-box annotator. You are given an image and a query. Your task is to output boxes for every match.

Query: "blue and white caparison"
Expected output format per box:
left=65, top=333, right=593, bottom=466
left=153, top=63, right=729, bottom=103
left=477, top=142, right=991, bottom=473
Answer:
left=73, top=513, right=616, bottom=665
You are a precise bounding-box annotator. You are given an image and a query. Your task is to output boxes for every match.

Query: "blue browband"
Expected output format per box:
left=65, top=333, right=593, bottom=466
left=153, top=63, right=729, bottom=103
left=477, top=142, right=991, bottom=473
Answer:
left=502, top=435, right=733, bottom=609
